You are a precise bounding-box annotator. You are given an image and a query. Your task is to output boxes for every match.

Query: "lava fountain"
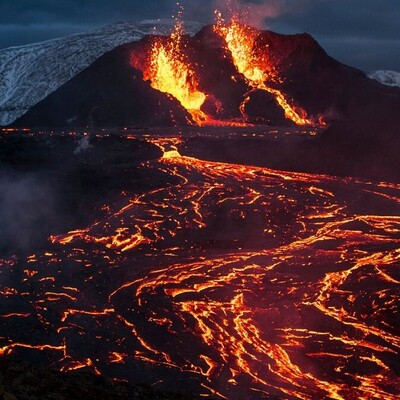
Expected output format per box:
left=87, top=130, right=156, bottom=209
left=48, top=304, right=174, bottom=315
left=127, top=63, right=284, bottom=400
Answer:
left=214, top=11, right=322, bottom=126
left=132, top=14, right=209, bottom=125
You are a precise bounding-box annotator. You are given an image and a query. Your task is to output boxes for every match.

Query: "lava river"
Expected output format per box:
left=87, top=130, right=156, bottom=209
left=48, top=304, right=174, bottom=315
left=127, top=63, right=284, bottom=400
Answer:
left=0, top=133, right=399, bottom=399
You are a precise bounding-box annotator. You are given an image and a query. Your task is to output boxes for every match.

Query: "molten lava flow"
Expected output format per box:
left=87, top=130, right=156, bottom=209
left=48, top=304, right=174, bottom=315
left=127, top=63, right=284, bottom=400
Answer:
left=2, top=131, right=400, bottom=398
left=215, top=12, right=317, bottom=126
left=138, top=18, right=209, bottom=125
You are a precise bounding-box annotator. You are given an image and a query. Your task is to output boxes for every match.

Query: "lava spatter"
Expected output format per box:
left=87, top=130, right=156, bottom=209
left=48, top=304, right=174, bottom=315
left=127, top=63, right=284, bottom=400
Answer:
left=214, top=11, right=325, bottom=126
left=131, top=12, right=209, bottom=125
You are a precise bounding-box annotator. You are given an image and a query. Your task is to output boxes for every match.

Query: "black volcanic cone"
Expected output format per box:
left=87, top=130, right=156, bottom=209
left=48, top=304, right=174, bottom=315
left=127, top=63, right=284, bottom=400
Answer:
left=13, top=43, right=192, bottom=128
left=12, top=24, right=400, bottom=134
left=186, top=26, right=250, bottom=120
left=242, top=90, right=289, bottom=125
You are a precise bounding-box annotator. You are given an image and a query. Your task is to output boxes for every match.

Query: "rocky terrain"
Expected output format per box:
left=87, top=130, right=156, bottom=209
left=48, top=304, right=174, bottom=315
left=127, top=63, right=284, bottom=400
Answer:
left=0, top=358, right=205, bottom=400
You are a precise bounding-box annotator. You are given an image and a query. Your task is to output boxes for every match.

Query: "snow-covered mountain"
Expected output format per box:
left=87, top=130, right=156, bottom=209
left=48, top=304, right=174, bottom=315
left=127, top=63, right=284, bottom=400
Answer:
left=368, top=70, right=400, bottom=88
left=0, top=20, right=202, bottom=126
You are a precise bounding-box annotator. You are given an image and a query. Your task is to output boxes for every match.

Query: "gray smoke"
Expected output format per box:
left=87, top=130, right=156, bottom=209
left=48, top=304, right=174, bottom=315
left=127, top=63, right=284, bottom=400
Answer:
left=74, top=135, right=92, bottom=155
left=0, top=171, right=56, bottom=255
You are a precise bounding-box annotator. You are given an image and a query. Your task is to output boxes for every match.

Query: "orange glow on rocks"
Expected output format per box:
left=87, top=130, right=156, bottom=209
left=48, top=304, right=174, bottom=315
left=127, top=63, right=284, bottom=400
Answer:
left=215, top=11, right=321, bottom=126
left=138, top=15, right=209, bottom=125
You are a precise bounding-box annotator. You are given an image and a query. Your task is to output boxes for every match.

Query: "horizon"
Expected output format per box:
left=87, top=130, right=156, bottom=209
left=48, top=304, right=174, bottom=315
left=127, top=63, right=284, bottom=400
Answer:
left=1, top=0, right=400, bottom=72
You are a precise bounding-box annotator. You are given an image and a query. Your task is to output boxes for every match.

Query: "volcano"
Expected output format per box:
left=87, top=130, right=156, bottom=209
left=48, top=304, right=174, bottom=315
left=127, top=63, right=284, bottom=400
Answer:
left=12, top=22, right=399, bottom=130
left=1, top=15, right=400, bottom=400
left=11, top=21, right=400, bottom=180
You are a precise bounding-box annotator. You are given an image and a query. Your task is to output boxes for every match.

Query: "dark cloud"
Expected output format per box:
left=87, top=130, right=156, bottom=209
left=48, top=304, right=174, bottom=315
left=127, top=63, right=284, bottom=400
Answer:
left=0, top=23, right=95, bottom=48
left=0, top=0, right=177, bottom=48
left=1, top=0, right=399, bottom=71
left=0, top=0, right=173, bottom=24
left=266, top=0, right=400, bottom=71
left=315, top=37, right=400, bottom=72
left=269, top=0, right=400, bottom=40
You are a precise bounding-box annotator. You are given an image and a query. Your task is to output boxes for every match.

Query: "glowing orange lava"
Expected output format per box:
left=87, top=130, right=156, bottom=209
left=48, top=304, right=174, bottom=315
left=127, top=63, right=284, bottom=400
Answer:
left=140, top=17, right=209, bottom=125
left=1, top=131, right=399, bottom=399
left=215, top=12, right=320, bottom=126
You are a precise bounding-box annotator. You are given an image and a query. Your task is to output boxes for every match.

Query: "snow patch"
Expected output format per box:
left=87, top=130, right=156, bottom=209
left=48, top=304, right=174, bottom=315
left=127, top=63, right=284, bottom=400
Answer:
left=368, top=70, right=400, bottom=88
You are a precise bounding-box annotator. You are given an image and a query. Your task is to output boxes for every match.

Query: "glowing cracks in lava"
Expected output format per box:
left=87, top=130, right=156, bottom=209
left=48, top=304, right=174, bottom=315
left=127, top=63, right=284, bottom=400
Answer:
left=151, top=137, right=183, bottom=159
left=140, top=11, right=209, bottom=125
left=0, top=342, right=66, bottom=358
left=2, top=134, right=400, bottom=398
left=214, top=11, right=321, bottom=126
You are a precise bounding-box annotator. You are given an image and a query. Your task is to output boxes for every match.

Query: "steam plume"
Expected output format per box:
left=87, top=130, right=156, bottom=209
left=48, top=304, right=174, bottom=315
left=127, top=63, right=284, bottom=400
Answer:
left=214, top=0, right=303, bottom=28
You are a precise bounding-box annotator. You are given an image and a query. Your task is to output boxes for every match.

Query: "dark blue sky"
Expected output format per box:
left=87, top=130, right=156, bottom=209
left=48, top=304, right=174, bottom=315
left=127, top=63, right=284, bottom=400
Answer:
left=1, top=0, right=399, bottom=72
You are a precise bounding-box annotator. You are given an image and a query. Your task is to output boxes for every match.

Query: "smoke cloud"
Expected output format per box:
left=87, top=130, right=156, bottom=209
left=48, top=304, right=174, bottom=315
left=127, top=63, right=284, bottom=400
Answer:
left=74, top=135, right=92, bottom=155
left=213, top=0, right=305, bottom=28
left=180, top=0, right=301, bottom=29
left=0, top=171, right=57, bottom=255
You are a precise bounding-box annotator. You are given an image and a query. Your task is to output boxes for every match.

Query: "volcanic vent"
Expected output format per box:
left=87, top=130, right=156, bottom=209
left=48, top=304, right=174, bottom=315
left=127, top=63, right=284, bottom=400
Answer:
left=130, top=11, right=326, bottom=127
left=15, top=8, right=364, bottom=128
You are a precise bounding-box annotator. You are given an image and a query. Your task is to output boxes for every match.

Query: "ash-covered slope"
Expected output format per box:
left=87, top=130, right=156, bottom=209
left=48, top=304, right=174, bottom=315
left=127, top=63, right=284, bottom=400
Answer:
left=0, top=20, right=202, bottom=126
